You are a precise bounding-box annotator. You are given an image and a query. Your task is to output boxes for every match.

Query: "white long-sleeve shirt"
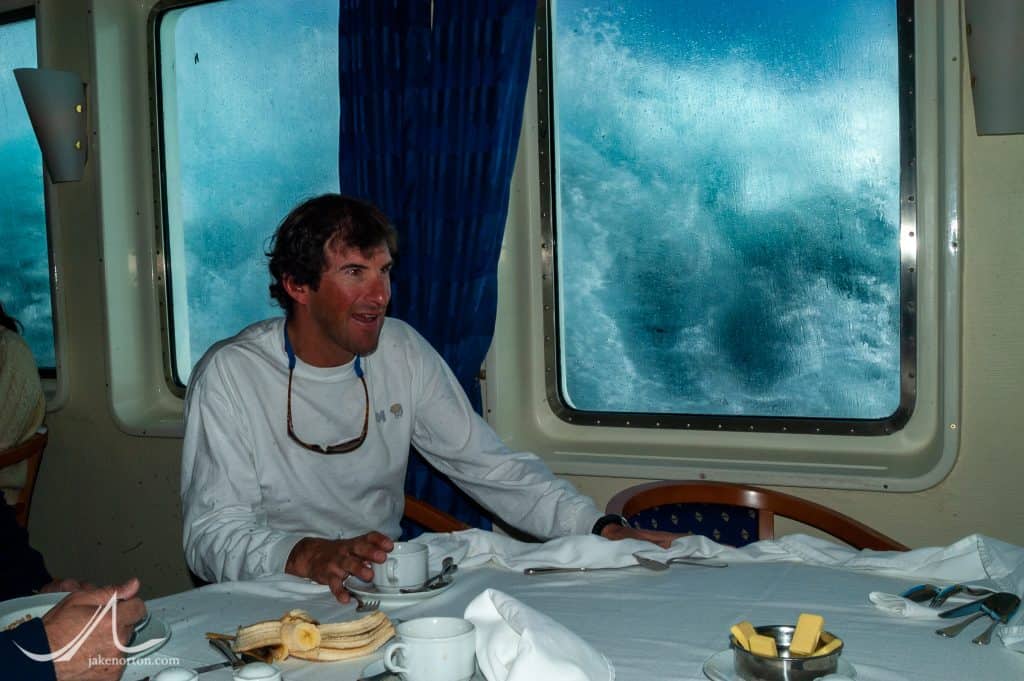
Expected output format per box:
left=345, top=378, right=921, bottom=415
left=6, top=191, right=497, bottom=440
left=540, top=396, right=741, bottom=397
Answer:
left=181, top=317, right=602, bottom=582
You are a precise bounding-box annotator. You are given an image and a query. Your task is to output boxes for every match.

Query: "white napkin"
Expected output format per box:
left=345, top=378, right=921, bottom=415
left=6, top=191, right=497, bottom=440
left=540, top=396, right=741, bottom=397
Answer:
left=867, top=592, right=941, bottom=619
left=464, top=588, right=614, bottom=681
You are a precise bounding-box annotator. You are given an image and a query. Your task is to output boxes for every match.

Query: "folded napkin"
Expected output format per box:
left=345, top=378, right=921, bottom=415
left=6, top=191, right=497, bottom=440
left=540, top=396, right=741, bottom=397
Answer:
left=464, top=588, right=614, bottom=681
left=868, top=592, right=942, bottom=619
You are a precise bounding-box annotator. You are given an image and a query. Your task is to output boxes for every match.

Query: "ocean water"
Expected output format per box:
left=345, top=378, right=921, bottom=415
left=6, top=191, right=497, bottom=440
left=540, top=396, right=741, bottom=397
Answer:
left=3, top=1, right=903, bottom=419
left=0, top=16, right=53, bottom=368
left=162, top=0, right=340, bottom=381
left=552, top=0, right=901, bottom=419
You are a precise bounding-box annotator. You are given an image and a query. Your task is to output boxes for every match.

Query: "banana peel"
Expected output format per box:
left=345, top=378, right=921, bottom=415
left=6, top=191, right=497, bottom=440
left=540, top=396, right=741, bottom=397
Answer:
left=222, top=609, right=393, bottom=663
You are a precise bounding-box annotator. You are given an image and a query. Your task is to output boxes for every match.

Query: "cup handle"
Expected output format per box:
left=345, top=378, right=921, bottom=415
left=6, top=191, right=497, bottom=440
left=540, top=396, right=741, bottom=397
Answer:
left=385, top=557, right=399, bottom=584
left=383, top=642, right=408, bottom=674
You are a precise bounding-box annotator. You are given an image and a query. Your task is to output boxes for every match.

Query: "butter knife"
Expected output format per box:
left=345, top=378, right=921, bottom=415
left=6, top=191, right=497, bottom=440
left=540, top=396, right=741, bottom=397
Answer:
left=523, top=565, right=639, bottom=575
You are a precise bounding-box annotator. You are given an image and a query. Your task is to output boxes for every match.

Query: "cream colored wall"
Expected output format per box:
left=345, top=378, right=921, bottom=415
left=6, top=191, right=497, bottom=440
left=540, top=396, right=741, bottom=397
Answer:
left=23, top=1, right=1024, bottom=601
left=27, top=0, right=193, bottom=599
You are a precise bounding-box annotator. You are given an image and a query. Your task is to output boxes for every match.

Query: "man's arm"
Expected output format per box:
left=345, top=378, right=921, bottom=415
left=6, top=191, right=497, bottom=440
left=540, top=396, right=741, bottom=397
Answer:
left=402, top=326, right=685, bottom=546
left=181, top=361, right=306, bottom=582
left=402, top=329, right=601, bottom=538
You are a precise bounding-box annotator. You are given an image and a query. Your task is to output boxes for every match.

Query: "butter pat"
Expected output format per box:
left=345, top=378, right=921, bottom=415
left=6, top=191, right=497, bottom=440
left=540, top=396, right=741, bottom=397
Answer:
left=730, top=621, right=757, bottom=651
left=789, top=613, right=825, bottom=656
left=814, top=636, right=842, bottom=657
left=749, top=633, right=778, bottom=658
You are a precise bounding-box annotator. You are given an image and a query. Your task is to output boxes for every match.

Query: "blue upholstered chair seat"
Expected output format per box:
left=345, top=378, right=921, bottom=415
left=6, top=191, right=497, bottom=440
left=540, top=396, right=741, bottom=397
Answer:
left=628, top=503, right=759, bottom=547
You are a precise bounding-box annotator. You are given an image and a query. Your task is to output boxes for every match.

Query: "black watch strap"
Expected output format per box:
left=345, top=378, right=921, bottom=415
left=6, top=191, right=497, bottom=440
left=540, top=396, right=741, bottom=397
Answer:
left=592, top=513, right=629, bottom=536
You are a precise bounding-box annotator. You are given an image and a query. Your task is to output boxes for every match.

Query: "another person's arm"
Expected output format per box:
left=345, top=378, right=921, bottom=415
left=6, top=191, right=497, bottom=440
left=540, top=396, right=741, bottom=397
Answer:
left=43, top=579, right=146, bottom=681
left=2, top=618, right=56, bottom=681
left=0, top=499, right=52, bottom=600
left=0, top=579, right=145, bottom=681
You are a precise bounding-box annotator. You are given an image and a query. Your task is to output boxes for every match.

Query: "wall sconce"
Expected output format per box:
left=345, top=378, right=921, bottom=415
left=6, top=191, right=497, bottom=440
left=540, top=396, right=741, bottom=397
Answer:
left=964, top=0, right=1024, bottom=135
left=13, top=67, right=88, bottom=182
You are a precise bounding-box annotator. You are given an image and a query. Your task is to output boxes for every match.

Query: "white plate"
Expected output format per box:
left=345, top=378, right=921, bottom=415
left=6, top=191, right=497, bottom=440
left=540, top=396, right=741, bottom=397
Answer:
left=0, top=592, right=171, bottom=660
left=361, top=658, right=485, bottom=680
left=345, top=577, right=454, bottom=606
left=702, top=649, right=857, bottom=681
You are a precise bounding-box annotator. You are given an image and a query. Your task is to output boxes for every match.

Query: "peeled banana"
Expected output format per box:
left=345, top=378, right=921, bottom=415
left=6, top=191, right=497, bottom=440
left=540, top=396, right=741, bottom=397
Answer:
left=228, top=608, right=393, bottom=663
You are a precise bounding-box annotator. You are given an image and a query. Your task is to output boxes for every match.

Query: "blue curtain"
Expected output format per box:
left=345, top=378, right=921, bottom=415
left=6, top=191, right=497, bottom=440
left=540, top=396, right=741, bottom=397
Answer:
left=337, top=0, right=536, bottom=534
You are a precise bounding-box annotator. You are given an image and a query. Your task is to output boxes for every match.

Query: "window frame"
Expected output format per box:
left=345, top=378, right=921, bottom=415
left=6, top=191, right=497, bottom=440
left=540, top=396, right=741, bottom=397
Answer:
left=484, top=0, right=962, bottom=491
left=149, top=0, right=200, bottom=398
left=537, top=0, right=916, bottom=436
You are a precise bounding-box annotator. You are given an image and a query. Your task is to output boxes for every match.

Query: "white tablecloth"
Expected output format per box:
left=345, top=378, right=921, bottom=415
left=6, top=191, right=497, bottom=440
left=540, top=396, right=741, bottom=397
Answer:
left=123, top=533, right=1024, bottom=681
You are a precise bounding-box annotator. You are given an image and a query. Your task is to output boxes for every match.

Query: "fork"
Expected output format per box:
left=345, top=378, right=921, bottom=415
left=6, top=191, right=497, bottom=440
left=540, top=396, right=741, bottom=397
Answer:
left=355, top=597, right=380, bottom=612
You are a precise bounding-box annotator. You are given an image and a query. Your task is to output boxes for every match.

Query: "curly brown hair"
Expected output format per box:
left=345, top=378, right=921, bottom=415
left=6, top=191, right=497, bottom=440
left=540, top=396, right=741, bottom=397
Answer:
left=267, top=194, right=398, bottom=317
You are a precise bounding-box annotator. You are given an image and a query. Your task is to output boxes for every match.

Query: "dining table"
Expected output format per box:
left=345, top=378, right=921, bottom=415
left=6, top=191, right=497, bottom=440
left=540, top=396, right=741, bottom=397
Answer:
left=116, top=531, right=1024, bottom=681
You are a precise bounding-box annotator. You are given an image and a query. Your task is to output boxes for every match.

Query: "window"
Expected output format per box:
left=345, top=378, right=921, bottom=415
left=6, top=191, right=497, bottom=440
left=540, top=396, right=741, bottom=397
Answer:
left=0, top=8, right=56, bottom=374
left=487, top=1, right=959, bottom=490
left=541, top=0, right=914, bottom=435
left=154, top=0, right=339, bottom=386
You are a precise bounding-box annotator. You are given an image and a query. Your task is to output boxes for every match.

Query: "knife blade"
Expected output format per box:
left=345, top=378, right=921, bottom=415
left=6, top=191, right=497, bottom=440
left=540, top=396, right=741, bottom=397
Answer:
left=137, top=660, right=231, bottom=681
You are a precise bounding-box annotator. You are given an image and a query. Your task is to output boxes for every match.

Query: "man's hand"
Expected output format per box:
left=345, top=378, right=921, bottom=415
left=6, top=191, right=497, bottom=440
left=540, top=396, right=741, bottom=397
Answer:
left=285, top=532, right=394, bottom=602
left=42, top=578, right=146, bottom=681
left=599, top=523, right=685, bottom=548
left=40, top=578, right=98, bottom=594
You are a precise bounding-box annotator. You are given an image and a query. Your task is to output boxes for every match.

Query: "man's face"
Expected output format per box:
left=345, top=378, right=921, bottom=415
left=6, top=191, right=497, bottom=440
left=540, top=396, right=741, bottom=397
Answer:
left=292, top=241, right=392, bottom=365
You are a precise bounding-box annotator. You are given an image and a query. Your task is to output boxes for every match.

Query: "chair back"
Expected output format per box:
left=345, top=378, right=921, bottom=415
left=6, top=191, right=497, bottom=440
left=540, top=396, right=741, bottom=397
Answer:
left=403, top=494, right=471, bottom=533
left=0, top=426, right=48, bottom=528
left=607, top=480, right=907, bottom=551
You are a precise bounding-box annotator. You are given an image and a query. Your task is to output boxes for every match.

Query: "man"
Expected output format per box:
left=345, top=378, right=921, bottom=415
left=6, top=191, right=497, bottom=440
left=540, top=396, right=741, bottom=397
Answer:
left=181, top=194, right=675, bottom=601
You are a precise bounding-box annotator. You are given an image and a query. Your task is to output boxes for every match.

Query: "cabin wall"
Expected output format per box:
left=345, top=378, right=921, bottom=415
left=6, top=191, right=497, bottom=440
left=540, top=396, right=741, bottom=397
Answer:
left=23, top=0, right=1024, bottom=599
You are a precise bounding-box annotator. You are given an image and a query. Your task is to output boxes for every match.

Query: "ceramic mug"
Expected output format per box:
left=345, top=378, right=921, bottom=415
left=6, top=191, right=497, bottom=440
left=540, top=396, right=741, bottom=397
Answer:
left=383, top=617, right=476, bottom=681
left=372, top=542, right=429, bottom=593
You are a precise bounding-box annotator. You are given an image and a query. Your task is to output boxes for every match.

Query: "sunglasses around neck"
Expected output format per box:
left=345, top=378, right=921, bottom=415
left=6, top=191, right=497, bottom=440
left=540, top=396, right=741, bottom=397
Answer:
left=283, top=327, right=368, bottom=454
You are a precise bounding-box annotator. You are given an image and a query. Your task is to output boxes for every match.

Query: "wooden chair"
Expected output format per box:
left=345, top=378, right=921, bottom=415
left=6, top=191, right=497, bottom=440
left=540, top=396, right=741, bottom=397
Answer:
left=607, top=480, right=907, bottom=551
left=403, top=494, right=471, bottom=533
left=0, top=427, right=48, bottom=528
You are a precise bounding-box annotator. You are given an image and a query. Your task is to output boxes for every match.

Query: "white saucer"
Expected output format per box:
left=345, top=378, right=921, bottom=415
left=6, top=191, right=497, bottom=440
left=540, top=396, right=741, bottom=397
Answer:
left=345, top=577, right=454, bottom=606
left=702, top=649, right=857, bottom=681
left=0, top=592, right=171, bottom=660
left=361, top=658, right=484, bottom=680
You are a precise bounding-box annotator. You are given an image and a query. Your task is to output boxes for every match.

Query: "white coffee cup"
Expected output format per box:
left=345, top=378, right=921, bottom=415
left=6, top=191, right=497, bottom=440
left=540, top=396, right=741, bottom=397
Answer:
left=372, top=541, right=428, bottom=593
left=383, top=617, right=476, bottom=681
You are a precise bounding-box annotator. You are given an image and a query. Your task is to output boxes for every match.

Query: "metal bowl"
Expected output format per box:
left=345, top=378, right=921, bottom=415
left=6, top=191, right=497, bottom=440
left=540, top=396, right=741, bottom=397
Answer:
left=730, top=625, right=843, bottom=681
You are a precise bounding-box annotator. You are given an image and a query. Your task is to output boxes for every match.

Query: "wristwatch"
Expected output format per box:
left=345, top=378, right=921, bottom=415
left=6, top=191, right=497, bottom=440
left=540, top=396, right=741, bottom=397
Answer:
left=592, top=513, right=629, bottom=536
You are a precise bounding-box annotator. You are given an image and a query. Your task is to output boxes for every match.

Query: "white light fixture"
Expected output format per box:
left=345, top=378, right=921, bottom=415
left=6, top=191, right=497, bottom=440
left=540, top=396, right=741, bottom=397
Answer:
left=964, top=0, right=1024, bottom=135
left=13, top=67, right=88, bottom=182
